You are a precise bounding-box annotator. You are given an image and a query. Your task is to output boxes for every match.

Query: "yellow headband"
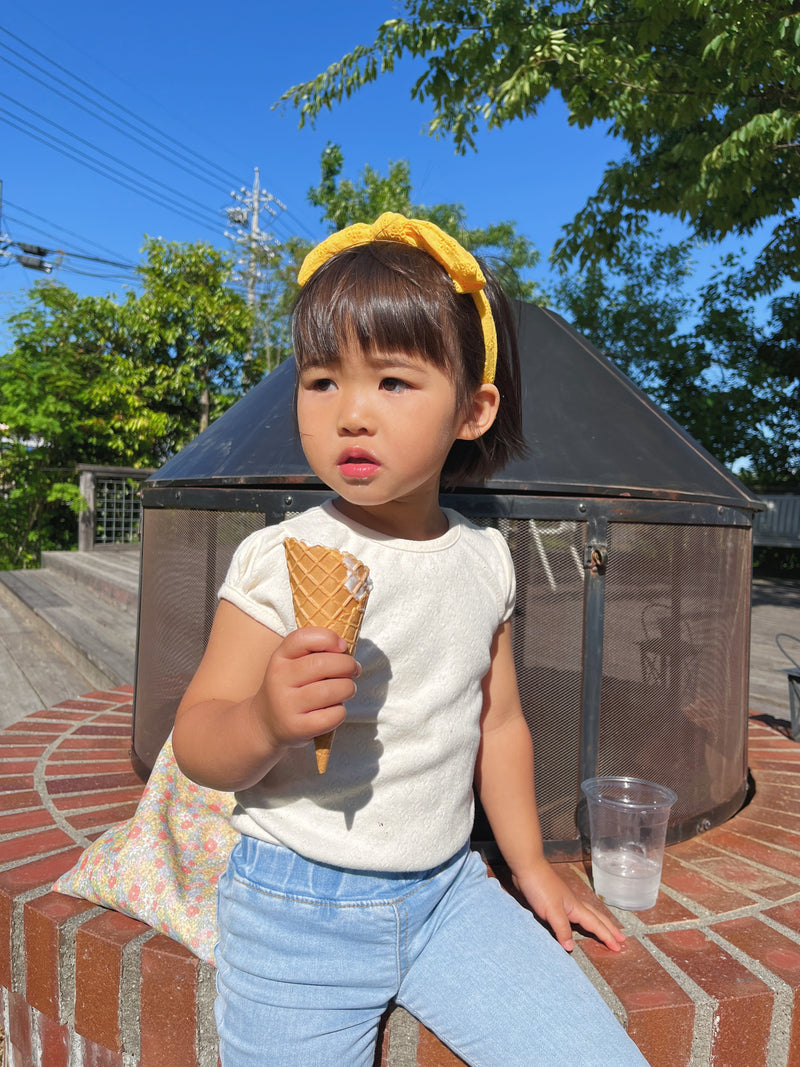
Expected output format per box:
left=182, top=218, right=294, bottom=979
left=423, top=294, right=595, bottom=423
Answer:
left=298, top=212, right=498, bottom=385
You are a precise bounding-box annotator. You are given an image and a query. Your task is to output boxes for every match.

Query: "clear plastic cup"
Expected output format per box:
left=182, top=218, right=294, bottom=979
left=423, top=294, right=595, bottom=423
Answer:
left=580, top=776, right=678, bottom=911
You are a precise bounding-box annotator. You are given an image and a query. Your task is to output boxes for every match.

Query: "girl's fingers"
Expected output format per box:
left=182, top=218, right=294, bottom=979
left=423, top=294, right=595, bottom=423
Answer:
left=572, top=903, right=626, bottom=952
left=281, top=626, right=347, bottom=657
left=287, top=651, right=360, bottom=689
left=296, top=677, right=357, bottom=715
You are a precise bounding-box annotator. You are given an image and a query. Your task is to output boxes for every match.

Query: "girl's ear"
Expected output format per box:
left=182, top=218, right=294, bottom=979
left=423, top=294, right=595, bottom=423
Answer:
left=456, top=383, right=501, bottom=441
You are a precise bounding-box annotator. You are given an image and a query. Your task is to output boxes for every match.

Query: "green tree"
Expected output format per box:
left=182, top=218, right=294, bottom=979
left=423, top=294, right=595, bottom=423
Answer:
left=281, top=1, right=800, bottom=294
left=0, top=239, right=253, bottom=567
left=246, top=144, right=545, bottom=360
left=307, top=142, right=544, bottom=301
left=0, top=284, right=170, bottom=567
left=128, top=238, right=253, bottom=438
left=553, top=235, right=799, bottom=481
left=697, top=269, right=800, bottom=485
left=247, top=235, right=313, bottom=378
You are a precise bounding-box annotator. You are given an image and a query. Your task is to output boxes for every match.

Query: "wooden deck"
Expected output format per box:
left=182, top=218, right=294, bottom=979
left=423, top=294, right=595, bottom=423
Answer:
left=0, top=546, right=138, bottom=729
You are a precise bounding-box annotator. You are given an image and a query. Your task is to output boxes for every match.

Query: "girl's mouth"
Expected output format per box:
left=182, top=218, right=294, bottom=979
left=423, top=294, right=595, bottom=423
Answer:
left=337, top=449, right=380, bottom=479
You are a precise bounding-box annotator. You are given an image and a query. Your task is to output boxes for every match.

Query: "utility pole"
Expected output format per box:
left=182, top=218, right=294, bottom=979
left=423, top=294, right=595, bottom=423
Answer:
left=225, top=168, right=285, bottom=364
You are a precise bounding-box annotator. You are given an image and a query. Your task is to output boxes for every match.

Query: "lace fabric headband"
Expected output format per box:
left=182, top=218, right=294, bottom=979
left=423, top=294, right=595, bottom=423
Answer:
left=298, top=212, right=498, bottom=385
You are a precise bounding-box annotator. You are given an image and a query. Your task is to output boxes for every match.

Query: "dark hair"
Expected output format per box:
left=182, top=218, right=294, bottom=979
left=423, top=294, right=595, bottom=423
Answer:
left=291, top=241, right=527, bottom=487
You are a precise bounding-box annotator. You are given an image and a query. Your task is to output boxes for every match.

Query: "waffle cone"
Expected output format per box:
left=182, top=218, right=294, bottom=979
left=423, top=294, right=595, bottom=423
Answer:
left=284, top=538, right=371, bottom=773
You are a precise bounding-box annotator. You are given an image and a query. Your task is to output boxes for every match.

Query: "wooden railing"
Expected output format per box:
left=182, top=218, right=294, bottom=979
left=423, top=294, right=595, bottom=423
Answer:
left=753, top=493, right=800, bottom=548
left=76, top=465, right=155, bottom=552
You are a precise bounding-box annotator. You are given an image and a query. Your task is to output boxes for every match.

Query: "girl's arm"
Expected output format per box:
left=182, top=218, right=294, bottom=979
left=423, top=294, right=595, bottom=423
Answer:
left=474, top=621, right=625, bottom=953
left=172, top=599, right=359, bottom=791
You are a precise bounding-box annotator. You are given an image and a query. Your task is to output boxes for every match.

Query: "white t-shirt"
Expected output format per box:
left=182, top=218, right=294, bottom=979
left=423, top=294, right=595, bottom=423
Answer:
left=218, top=500, right=515, bottom=871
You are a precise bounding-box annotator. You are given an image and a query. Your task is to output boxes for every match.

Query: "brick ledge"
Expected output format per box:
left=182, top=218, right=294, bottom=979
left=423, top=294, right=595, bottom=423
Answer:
left=2, top=693, right=800, bottom=1065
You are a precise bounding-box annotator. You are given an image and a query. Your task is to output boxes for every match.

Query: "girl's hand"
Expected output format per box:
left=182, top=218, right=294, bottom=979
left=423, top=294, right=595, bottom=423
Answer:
left=513, top=859, right=626, bottom=953
left=254, top=626, right=360, bottom=753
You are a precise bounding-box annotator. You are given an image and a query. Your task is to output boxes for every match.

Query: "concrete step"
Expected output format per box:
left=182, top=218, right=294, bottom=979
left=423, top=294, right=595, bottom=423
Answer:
left=0, top=562, right=137, bottom=691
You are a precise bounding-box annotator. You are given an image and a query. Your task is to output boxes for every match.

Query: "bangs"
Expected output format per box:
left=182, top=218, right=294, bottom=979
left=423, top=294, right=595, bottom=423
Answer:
left=292, top=243, right=480, bottom=382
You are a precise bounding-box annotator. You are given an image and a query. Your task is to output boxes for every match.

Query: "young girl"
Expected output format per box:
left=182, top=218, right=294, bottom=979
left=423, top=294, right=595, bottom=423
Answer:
left=173, top=214, right=648, bottom=1067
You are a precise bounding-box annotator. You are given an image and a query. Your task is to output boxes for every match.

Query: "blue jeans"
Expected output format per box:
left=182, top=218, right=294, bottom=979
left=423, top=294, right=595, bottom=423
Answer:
left=215, top=836, right=648, bottom=1066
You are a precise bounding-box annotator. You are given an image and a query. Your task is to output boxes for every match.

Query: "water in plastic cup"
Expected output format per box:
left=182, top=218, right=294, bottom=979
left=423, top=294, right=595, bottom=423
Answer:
left=580, top=777, right=677, bottom=911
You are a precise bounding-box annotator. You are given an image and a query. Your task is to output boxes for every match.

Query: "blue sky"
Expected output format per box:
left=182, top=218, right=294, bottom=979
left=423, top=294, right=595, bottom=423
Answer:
left=0, top=2, right=626, bottom=312
left=0, top=0, right=750, bottom=336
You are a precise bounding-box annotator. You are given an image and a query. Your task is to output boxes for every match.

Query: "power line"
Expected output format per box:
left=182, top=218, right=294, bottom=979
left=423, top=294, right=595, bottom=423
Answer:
left=0, top=25, right=314, bottom=278
left=0, top=23, right=246, bottom=187
left=0, top=92, right=227, bottom=226
left=0, top=111, right=223, bottom=233
left=0, top=24, right=310, bottom=244
left=2, top=197, right=132, bottom=260
left=56, top=264, right=137, bottom=280
left=0, top=29, right=246, bottom=193
left=0, top=222, right=139, bottom=278
left=0, top=47, right=232, bottom=201
left=2, top=212, right=133, bottom=265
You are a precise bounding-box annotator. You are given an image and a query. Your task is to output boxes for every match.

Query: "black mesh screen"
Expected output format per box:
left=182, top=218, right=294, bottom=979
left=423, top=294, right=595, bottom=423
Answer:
left=133, top=505, right=750, bottom=853
left=509, top=520, right=587, bottom=847
left=598, top=522, right=750, bottom=828
left=133, top=509, right=264, bottom=768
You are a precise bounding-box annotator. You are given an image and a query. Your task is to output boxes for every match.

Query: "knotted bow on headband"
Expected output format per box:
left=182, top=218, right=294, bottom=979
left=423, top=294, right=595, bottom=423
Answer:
left=298, top=212, right=498, bottom=385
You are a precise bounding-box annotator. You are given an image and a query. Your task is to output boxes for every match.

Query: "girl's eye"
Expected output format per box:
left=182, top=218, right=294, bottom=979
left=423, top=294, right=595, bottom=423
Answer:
left=380, top=377, right=409, bottom=393
left=307, top=377, right=335, bottom=392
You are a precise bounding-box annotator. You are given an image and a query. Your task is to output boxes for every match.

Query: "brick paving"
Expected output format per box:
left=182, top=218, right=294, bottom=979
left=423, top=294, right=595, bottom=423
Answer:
left=2, top=690, right=800, bottom=1064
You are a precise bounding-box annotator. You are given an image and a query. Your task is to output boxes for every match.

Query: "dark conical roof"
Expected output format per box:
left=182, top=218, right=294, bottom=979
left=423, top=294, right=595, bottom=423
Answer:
left=149, top=302, right=760, bottom=510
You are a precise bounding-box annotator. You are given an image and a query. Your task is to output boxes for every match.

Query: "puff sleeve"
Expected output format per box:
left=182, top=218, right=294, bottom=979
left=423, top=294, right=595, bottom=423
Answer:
left=217, top=525, right=295, bottom=637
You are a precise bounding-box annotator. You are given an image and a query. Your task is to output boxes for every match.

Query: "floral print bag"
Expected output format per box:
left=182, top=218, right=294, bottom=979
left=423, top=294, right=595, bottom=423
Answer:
left=53, top=733, right=238, bottom=964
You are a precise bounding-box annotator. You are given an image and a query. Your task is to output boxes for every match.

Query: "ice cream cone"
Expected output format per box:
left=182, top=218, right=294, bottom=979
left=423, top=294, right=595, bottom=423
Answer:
left=284, top=537, right=371, bottom=772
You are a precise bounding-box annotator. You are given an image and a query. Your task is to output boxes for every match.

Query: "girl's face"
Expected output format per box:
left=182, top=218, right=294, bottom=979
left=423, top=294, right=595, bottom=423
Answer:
left=296, top=347, right=489, bottom=538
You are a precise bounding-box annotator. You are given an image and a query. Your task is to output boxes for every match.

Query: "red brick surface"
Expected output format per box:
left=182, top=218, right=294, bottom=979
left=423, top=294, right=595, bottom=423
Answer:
left=46, top=759, right=135, bottom=777
left=0, top=760, right=38, bottom=774
left=0, top=826, right=77, bottom=865
left=0, top=789, right=44, bottom=812
left=139, top=934, right=200, bottom=1067
left=713, top=914, right=800, bottom=1063
left=650, top=928, right=774, bottom=1065
left=580, top=936, right=694, bottom=1067
left=659, top=851, right=756, bottom=911
left=8, top=988, right=33, bottom=1065
left=25, top=891, right=97, bottom=1017
left=70, top=801, right=140, bottom=831
left=38, top=1009, right=71, bottom=1067
left=0, top=773, right=35, bottom=793
left=51, top=785, right=144, bottom=810
left=765, top=899, right=800, bottom=935
left=0, top=808, right=54, bottom=836
left=3, top=696, right=800, bottom=1065
left=75, top=909, right=151, bottom=1051
left=0, top=745, right=48, bottom=758
left=416, top=1022, right=467, bottom=1066
left=0, top=848, right=83, bottom=989
left=81, top=1040, right=125, bottom=1067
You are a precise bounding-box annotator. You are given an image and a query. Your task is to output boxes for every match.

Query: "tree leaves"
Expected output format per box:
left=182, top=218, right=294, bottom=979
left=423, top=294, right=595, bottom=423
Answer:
left=305, top=141, right=545, bottom=302
left=0, top=240, right=253, bottom=565
left=553, top=232, right=799, bottom=482
left=279, top=0, right=800, bottom=297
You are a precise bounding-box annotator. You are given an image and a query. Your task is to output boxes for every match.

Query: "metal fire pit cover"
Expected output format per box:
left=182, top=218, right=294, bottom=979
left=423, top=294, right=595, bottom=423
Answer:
left=148, top=303, right=759, bottom=511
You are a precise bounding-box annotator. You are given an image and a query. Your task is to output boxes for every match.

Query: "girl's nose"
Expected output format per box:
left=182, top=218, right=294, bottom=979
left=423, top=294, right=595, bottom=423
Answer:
left=337, top=390, right=374, bottom=435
